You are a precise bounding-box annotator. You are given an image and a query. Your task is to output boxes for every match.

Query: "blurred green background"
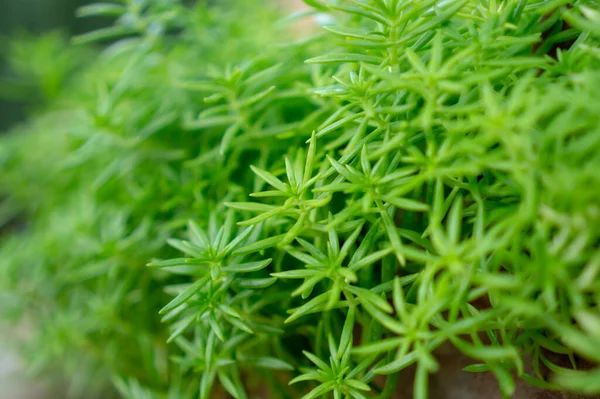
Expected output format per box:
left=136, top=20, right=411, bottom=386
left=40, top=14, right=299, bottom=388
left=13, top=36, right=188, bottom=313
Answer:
left=0, top=0, right=106, bottom=131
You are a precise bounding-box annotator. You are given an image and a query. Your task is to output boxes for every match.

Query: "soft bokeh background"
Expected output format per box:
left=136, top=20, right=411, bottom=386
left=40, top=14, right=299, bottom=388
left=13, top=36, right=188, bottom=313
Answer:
left=1, top=3, right=97, bottom=397
left=0, top=0, right=106, bottom=131
left=0, top=4, right=304, bottom=399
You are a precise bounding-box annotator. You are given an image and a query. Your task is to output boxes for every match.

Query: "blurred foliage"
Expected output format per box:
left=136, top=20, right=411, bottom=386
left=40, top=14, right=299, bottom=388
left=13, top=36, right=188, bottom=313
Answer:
left=0, top=0, right=108, bottom=130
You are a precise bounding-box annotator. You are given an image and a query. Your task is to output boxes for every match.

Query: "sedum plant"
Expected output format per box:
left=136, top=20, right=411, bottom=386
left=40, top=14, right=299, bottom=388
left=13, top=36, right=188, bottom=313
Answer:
left=1, top=0, right=600, bottom=398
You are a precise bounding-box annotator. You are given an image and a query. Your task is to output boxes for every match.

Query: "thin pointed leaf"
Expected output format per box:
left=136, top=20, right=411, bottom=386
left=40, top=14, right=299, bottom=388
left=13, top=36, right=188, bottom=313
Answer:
left=160, top=276, right=210, bottom=314
left=251, top=165, right=289, bottom=192
left=221, top=258, right=272, bottom=273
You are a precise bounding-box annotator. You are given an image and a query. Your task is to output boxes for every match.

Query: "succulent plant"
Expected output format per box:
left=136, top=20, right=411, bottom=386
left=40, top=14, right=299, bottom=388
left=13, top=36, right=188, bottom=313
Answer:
left=1, top=1, right=600, bottom=398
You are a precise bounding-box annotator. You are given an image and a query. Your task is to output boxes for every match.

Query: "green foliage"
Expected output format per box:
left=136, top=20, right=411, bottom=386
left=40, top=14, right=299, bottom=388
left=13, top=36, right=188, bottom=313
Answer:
left=1, top=0, right=600, bottom=398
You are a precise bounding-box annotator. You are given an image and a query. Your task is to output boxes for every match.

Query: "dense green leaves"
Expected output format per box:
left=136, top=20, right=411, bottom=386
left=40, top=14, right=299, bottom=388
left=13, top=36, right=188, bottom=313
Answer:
left=1, top=0, right=600, bottom=398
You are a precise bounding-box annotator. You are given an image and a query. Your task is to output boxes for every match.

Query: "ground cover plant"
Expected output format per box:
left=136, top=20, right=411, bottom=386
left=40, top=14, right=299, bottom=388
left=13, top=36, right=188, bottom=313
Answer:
left=1, top=0, right=600, bottom=398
